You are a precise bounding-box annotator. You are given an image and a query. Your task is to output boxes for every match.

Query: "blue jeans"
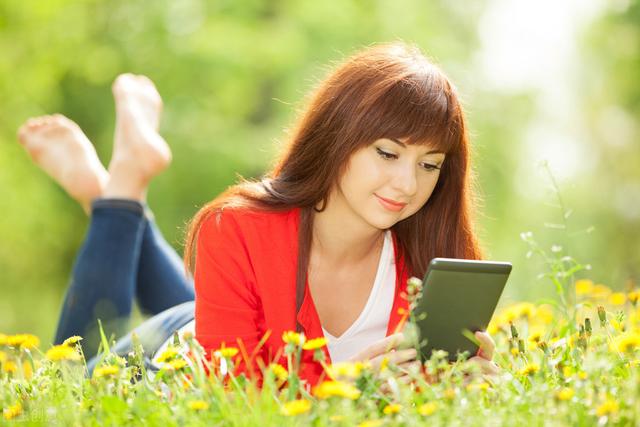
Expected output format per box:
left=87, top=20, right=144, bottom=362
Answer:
left=53, top=199, right=195, bottom=370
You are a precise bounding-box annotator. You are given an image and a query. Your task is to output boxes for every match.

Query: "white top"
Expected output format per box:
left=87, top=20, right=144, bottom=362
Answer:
left=153, top=231, right=395, bottom=366
left=321, top=229, right=395, bottom=363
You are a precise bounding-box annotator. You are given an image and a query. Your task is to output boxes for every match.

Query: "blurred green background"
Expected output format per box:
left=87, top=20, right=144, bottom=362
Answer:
left=1, top=0, right=638, bottom=344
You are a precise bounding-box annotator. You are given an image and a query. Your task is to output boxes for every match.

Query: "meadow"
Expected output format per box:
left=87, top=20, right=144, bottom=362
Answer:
left=2, top=244, right=639, bottom=426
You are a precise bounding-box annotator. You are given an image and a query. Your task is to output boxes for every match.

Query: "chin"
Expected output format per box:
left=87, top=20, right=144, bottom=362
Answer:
left=363, top=213, right=399, bottom=231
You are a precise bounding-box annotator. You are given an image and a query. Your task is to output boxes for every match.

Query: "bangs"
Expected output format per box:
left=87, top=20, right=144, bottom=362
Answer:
left=359, top=71, right=461, bottom=154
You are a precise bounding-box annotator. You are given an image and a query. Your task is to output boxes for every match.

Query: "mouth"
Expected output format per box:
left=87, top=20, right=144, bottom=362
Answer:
left=374, top=194, right=407, bottom=211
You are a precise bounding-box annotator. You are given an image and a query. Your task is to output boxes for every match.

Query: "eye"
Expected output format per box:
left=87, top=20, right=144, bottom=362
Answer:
left=376, top=147, right=397, bottom=160
left=420, top=162, right=441, bottom=172
left=377, top=147, right=442, bottom=172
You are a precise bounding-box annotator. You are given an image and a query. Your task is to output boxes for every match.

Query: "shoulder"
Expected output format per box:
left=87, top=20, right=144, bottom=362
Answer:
left=196, top=205, right=301, bottom=279
left=200, top=206, right=300, bottom=232
left=198, top=205, right=301, bottom=252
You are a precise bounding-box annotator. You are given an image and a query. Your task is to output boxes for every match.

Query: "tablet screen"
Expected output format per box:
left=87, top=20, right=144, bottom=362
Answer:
left=414, top=258, right=511, bottom=361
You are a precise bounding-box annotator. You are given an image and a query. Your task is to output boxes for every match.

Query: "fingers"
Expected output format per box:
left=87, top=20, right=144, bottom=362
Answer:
left=370, top=348, right=417, bottom=369
left=397, top=360, right=422, bottom=372
left=475, top=331, right=495, bottom=360
left=352, top=333, right=406, bottom=360
left=467, top=356, right=500, bottom=376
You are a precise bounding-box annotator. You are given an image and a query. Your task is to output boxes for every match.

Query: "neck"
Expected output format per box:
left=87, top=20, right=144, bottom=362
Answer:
left=311, top=194, right=385, bottom=267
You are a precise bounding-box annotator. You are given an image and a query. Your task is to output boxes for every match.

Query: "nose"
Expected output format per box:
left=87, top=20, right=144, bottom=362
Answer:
left=392, top=164, right=418, bottom=198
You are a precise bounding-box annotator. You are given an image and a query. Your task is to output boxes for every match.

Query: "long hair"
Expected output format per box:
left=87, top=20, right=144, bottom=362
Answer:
left=183, top=42, right=483, bottom=331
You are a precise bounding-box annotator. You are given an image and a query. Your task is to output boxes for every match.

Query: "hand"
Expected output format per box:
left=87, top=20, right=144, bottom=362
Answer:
left=349, top=333, right=422, bottom=393
left=349, top=333, right=418, bottom=371
left=466, top=331, right=499, bottom=378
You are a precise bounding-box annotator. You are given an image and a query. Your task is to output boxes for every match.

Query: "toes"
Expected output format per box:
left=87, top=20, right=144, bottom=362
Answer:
left=29, top=117, right=46, bottom=127
left=17, top=124, right=29, bottom=143
left=112, top=73, right=136, bottom=96
left=17, top=117, right=47, bottom=142
left=136, top=75, right=157, bottom=92
left=51, top=114, right=77, bottom=130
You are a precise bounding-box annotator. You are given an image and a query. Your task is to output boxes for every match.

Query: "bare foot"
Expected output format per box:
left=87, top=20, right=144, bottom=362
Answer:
left=105, top=74, right=172, bottom=201
left=17, top=114, right=109, bottom=213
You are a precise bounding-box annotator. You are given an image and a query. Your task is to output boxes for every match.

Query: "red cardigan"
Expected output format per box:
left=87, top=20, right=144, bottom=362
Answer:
left=194, top=206, right=411, bottom=387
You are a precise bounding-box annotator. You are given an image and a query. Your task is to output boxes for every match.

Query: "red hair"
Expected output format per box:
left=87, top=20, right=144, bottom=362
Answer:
left=184, top=42, right=483, bottom=330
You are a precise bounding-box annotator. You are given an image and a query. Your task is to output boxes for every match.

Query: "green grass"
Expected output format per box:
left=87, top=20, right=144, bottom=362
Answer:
left=2, top=280, right=640, bottom=426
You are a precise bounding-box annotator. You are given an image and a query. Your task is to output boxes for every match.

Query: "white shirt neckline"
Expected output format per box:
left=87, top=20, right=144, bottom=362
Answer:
left=321, top=230, right=392, bottom=342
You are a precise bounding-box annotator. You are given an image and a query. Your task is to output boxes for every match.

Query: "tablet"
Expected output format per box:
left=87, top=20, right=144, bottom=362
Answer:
left=413, top=258, right=511, bottom=362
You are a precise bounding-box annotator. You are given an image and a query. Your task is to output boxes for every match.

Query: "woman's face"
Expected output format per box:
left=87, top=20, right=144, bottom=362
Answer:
left=332, top=137, right=446, bottom=230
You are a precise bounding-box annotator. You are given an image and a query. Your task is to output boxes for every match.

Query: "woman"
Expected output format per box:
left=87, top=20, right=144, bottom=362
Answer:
left=18, top=41, right=497, bottom=386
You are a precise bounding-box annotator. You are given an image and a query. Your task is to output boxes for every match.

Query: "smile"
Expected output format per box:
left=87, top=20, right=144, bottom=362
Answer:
left=374, top=194, right=407, bottom=212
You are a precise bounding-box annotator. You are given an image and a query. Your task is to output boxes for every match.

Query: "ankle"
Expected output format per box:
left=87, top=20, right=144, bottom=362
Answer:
left=103, top=170, right=148, bottom=203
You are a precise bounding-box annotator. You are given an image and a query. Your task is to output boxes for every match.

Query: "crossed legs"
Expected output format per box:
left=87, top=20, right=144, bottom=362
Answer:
left=17, top=74, right=194, bottom=357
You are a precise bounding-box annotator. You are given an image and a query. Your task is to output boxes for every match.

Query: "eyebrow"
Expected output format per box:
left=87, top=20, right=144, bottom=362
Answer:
left=388, top=138, right=443, bottom=155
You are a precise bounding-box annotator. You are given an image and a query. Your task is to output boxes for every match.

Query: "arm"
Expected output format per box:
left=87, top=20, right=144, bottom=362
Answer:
left=194, top=209, right=266, bottom=380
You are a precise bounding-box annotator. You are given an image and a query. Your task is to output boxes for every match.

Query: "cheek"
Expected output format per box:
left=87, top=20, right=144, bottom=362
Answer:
left=413, top=174, right=440, bottom=206
left=345, top=155, right=386, bottom=193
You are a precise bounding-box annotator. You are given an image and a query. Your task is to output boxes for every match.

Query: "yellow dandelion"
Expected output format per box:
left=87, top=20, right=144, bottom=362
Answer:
left=611, top=318, right=624, bottom=332
left=93, top=365, right=119, bottom=378
left=383, top=403, right=401, bottom=415
left=575, top=279, right=594, bottom=296
left=609, top=292, right=626, bottom=306
left=357, top=420, right=383, bottom=427
left=215, top=347, right=239, bottom=358
left=514, top=302, right=536, bottom=319
left=3, top=402, right=22, bottom=420
left=282, top=331, right=305, bottom=346
left=7, top=334, right=40, bottom=350
left=22, top=361, right=34, bottom=380
left=326, top=361, right=370, bottom=379
left=628, top=291, right=640, bottom=305
left=466, top=382, right=490, bottom=392
left=510, top=347, right=520, bottom=356
left=527, top=327, right=545, bottom=343
left=518, top=363, right=540, bottom=376
left=418, top=402, right=438, bottom=416
left=187, top=400, right=209, bottom=411
left=380, top=356, right=390, bottom=372
left=534, top=305, right=554, bottom=324
left=556, top=387, right=574, bottom=401
left=45, top=345, right=81, bottom=362
left=567, top=333, right=579, bottom=348
left=312, top=380, right=361, bottom=400
left=280, top=399, right=311, bottom=416
left=443, top=388, right=456, bottom=400
left=302, top=337, right=327, bottom=351
left=2, top=360, right=17, bottom=374
left=63, top=336, right=83, bottom=346
left=487, top=323, right=499, bottom=335
left=562, top=366, right=574, bottom=377
left=611, top=332, right=640, bottom=353
left=268, top=363, right=288, bottom=384
left=21, top=334, right=40, bottom=350
left=163, top=359, right=188, bottom=371
left=155, top=346, right=179, bottom=363
left=591, top=284, right=612, bottom=299
left=596, top=398, right=619, bottom=417
left=578, top=371, right=588, bottom=380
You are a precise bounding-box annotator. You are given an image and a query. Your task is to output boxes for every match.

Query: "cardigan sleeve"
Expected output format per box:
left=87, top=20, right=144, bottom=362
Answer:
left=194, top=209, right=266, bottom=380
